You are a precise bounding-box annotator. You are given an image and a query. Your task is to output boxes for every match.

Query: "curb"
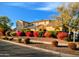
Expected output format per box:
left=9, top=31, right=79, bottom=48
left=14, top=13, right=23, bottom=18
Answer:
left=31, top=40, right=68, bottom=46
left=31, top=40, right=79, bottom=47
left=0, top=39, right=77, bottom=57
left=30, top=40, right=52, bottom=44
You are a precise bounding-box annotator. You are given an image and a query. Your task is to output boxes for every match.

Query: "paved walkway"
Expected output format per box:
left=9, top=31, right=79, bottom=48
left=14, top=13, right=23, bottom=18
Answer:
left=0, top=40, right=60, bottom=57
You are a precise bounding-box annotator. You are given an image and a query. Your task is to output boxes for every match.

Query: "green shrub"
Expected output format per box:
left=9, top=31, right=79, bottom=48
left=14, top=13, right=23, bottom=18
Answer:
left=65, top=37, right=79, bottom=42
left=5, top=31, right=11, bottom=36
left=21, top=28, right=31, bottom=33
left=21, top=31, right=25, bottom=36
left=39, top=31, right=44, bottom=37
left=48, top=31, right=58, bottom=38
left=64, top=37, right=73, bottom=42
left=10, top=31, right=16, bottom=36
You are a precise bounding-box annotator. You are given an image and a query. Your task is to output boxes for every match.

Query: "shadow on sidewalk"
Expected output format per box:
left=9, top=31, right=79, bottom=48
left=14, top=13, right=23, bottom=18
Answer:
left=30, top=42, right=43, bottom=44
left=75, top=48, right=79, bottom=51
left=57, top=45, right=68, bottom=48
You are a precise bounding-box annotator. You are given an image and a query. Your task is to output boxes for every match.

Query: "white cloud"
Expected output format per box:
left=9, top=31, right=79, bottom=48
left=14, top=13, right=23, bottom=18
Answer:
left=34, top=2, right=63, bottom=11
left=11, top=26, right=16, bottom=29
left=1, top=2, right=36, bottom=8
left=36, top=7, right=51, bottom=11
left=1, top=2, right=63, bottom=11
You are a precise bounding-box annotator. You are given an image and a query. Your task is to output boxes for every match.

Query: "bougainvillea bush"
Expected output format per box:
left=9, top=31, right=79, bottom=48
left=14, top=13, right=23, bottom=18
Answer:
left=0, top=32, right=4, bottom=36
left=26, top=31, right=31, bottom=37
left=33, top=31, right=39, bottom=37
left=57, top=31, right=68, bottom=40
left=16, top=31, right=22, bottom=36
left=0, top=28, right=4, bottom=36
left=26, top=31, right=34, bottom=37
left=43, top=31, right=52, bottom=37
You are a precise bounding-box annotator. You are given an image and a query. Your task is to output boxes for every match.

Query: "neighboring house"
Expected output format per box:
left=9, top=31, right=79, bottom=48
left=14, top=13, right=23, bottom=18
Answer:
left=16, top=20, right=33, bottom=30
left=16, top=20, right=62, bottom=31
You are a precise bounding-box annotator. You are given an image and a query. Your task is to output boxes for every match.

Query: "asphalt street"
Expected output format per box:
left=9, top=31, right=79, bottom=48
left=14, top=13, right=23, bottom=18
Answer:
left=0, top=40, right=60, bottom=57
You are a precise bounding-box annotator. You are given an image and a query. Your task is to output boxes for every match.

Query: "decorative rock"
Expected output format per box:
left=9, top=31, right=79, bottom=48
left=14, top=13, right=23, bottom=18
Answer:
left=52, top=40, right=58, bottom=47
left=18, top=38, right=22, bottom=43
left=9, top=37, right=13, bottom=41
left=24, top=38, right=30, bottom=44
left=68, top=42, right=77, bottom=50
left=3, top=36, right=8, bottom=40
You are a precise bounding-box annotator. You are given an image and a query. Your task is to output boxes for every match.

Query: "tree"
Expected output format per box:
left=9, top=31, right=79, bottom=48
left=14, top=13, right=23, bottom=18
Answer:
left=56, top=2, right=79, bottom=31
left=68, top=2, right=79, bottom=29
left=0, top=16, right=13, bottom=32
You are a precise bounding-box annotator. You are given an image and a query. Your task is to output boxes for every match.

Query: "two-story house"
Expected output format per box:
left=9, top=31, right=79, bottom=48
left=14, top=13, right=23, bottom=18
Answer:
left=16, top=19, right=62, bottom=31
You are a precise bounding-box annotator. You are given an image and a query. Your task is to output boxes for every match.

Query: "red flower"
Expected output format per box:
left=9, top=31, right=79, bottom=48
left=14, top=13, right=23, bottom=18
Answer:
left=33, top=31, right=39, bottom=37
left=43, top=32, right=52, bottom=37
left=26, top=32, right=31, bottom=37
left=57, top=32, right=68, bottom=40
left=16, top=31, right=22, bottom=36
left=0, top=32, right=3, bottom=36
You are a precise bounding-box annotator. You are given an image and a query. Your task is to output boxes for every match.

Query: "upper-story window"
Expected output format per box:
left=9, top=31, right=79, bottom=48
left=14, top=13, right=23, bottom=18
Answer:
left=16, top=21, right=21, bottom=27
left=16, top=21, right=23, bottom=30
left=45, top=21, right=49, bottom=25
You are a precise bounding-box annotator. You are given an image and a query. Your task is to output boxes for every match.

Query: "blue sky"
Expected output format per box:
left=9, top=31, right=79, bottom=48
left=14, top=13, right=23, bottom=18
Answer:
left=0, top=2, right=63, bottom=28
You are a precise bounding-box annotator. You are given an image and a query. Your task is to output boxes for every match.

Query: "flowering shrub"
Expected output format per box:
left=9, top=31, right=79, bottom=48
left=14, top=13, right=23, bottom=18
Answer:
left=43, top=31, right=52, bottom=37
left=16, top=31, right=22, bottom=36
left=57, top=31, right=68, bottom=40
left=33, top=31, right=39, bottom=37
left=0, top=28, right=4, bottom=36
left=0, top=32, right=4, bottom=36
left=0, top=28, right=4, bottom=32
left=26, top=32, right=31, bottom=37
left=26, top=31, right=33, bottom=37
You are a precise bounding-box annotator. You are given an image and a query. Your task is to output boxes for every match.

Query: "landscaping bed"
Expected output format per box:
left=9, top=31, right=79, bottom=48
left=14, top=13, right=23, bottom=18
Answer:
left=28, top=43, right=79, bottom=56
left=1, top=36, right=79, bottom=56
